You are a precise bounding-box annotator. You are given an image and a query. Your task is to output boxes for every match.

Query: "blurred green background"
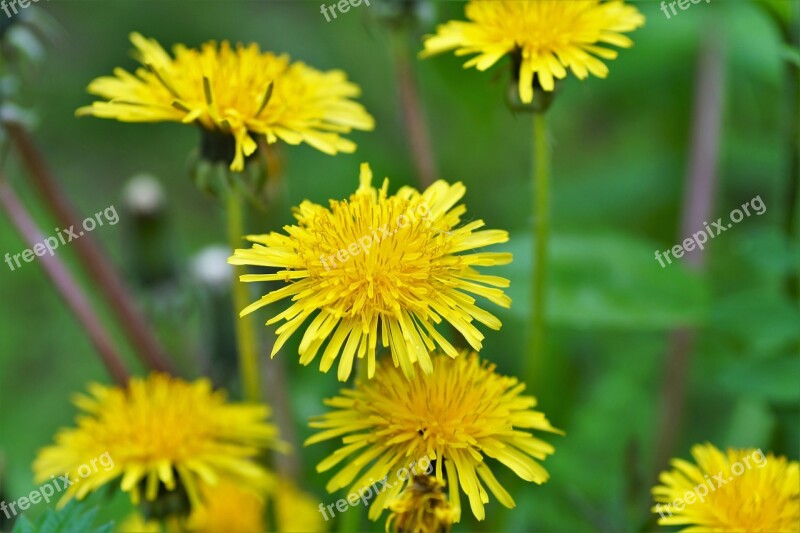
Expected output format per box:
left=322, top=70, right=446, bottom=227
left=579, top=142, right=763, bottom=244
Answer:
left=1, top=0, right=798, bottom=531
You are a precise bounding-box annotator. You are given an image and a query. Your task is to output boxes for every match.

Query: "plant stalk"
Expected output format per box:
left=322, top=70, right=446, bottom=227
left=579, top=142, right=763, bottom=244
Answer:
left=226, top=192, right=261, bottom=402
left=3, top=121, right=174, bottom=374
left=528, top=112, right=550, bottom=389
left=0, top=175, right=130, bottom=385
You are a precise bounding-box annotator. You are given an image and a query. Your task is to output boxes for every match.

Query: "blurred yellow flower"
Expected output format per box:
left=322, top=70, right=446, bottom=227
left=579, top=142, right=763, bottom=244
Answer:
left=229, top=163, right=512, bottom=381
left=117, top=513, right=162, bottom=533
left=422, top=0, right=645, bottom=104
left=187, top=480, right=265, bottom=533
left=386, top=475, right=456, bottom=533
left=34, top=374, right=283, bottom=511
left=306, top=352, right=561, bottom=521
left=78, top=33, right=374, bottom=171
left=273, top=478, right=327, bottom=533
left=652, top=443, right=800, bottom=532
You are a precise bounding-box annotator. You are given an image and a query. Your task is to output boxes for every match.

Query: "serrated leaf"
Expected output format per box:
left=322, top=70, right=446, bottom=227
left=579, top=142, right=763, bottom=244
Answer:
left=11, top=501, right=113, bottom=533
left=10, top=514, right=35, bottom=533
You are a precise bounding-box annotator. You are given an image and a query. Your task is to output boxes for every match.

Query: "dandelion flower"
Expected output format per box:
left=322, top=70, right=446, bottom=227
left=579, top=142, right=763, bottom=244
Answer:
left=78, top=33, right=374, bottom=171
left=422, top=0, right=645, bottom=104
left=386, top=475, right=457, bottom=533
left=228, top=163, right=512, bottom=381
left=652, top=443, right=800, bottom=532
left=306, top=352, right=561, bottom=521
left=273, top=478, right=328, bottom=533
left=33, top=374, right=283, bottom=511
left=186, top=480, right=266, bottom=533
left=117, top=513, right=163, bottom=533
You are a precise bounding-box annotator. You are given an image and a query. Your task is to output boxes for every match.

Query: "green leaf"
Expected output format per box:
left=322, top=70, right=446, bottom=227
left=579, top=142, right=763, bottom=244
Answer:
left=10, top=514, right=35, bottom=533
left=724, top=397, right=776, bottom=449
left=494, top=232, right=709, bottom=330
left=782, top=45, right=800, bottom=68
left=719, top=355, right=800, bottom=403
left=11, top=501, right=113, bottom=533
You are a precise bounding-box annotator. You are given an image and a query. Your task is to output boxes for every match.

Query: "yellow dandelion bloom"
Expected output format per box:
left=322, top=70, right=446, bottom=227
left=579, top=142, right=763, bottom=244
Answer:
left=186, top=480, right=266, bottom=533
left=228, top=163, right=512, bottom=381
left=386, top=475, right=457, bottom=533
left=117, top=513, right=162, bottom=533
left=273, top=478, right=328, bottom=533
left=118, top=481, right=268, bottom=533
left=306, top=352, right=562, bottom=522
left=422, top=0, right=645, bottom=104
left=78, top=33, right=374, bottom=171
left=33, top=374, right=283, bottom=511
left=652, top=443, right=800, bottom=532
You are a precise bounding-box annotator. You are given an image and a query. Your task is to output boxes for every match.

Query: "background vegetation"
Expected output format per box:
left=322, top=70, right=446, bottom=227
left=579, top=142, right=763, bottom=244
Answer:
left=1, top=0, right=797, bottom=531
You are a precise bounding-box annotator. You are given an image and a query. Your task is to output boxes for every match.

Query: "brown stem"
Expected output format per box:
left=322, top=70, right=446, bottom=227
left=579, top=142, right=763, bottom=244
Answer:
left=3, top=122, right=175, bottom=374
left=0, top=176, right=130, bottom=385
left=653, top=29, right=725, bottom=478
left=392, top=28, right=437, bottom=189
left=263, top=353, right=300, bottom=479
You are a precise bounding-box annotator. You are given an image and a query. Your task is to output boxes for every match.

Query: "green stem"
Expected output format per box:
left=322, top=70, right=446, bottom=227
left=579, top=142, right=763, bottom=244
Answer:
left=226, top=192, right=261, bottom=402
left=528, top=112, right=550, bottom=389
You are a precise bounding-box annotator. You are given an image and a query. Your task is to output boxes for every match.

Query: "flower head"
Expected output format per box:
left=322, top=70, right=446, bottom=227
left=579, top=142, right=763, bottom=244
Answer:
left=228, top=163, right=512, bottom=381
left=306, top=352, right=561, bottom=521
left=78, top=33, right=374, bottom=171
left=187, top=480, right=266, bottom=533
left=652, top=443, right=800, bottom=532
left=273, top=478, right=328, bottom=533
left=33, top=374, right=283, bottom=511
left=422, top=0, right=645, bottom=104
left=386, top=475, right=457, bottom=533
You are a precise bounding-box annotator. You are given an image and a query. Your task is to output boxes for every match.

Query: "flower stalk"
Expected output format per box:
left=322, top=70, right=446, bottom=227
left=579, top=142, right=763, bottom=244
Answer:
left=528, top=111, right=550, bottom=389
left=226, top=191, right=261, bottom=402
left=391, top=24, right=437, bottom=189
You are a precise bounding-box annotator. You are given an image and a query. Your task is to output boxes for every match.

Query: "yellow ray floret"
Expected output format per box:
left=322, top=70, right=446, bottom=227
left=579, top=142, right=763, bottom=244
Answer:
left=422, top=0, right=645, bottom=103
left=78, top=33, right=374, bottom=171
left=306, top=353, right=562, bottom=522
left=229, top=163, right=512, bottom=381
left=652, top=443, right=800, bottom=532
left=33, top=374, right=284, bottom=510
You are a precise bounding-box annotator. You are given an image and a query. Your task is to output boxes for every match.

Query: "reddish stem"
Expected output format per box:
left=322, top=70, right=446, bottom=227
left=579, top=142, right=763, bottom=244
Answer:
left=0, top=177, right=130, bottom=385
left=4, top=122, right=175, bottom=374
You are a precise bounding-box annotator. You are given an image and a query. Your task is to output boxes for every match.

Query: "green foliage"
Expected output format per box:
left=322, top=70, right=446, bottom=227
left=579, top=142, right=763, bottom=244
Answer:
left=0, top=1, right=796, bottom=532
left=10, top=502, right=113, bottom=533
left=497, top=232, right=709, bottom=329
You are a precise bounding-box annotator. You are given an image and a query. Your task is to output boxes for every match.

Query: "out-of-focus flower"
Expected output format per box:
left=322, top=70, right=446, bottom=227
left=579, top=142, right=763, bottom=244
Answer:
left=386, top=475, right=456, bottom=533
left=273, top=478, right=327, bottom=533
left=652, top=443, right=800, bottom=532
left=187, top=480, right=266, bottom=533
left=34, top=374, right=283, bottom=516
